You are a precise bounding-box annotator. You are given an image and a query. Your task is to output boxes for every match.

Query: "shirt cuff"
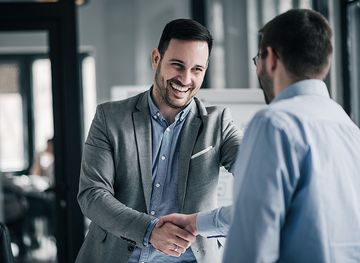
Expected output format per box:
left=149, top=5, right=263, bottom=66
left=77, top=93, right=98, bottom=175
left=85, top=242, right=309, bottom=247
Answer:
left=143, top=218, right=159, bottom=247
left=196, top=206, right=232, bottom=237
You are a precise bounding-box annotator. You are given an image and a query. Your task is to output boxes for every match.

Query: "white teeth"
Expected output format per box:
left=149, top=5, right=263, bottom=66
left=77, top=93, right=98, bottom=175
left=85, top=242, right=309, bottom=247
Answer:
left=171, top=82, right=189, bottom=92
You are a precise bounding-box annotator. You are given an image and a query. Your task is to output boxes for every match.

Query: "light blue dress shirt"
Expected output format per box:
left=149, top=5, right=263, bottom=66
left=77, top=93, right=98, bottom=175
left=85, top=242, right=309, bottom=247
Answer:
left=128, top=90, right=196, bottom=263
left=223, top=80, right=360, bottom=262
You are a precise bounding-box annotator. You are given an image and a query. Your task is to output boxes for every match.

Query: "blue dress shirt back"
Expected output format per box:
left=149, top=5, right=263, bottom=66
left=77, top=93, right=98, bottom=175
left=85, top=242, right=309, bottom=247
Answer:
left=223, top=80, right=360, bottom=263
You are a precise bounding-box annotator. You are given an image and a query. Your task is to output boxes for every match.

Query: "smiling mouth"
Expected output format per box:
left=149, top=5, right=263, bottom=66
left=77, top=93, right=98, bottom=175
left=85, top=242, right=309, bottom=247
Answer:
left=170, top=82, right=190, bottom=93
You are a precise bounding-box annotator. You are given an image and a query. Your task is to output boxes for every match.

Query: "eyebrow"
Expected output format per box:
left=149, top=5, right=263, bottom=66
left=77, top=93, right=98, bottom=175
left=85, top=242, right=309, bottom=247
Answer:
left=169, top=59, right=206, bottom=69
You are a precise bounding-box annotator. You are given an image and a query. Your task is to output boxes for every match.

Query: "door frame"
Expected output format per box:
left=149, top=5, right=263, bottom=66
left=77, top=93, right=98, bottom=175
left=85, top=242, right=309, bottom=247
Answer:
left=0, top=1, right=84, bottom=262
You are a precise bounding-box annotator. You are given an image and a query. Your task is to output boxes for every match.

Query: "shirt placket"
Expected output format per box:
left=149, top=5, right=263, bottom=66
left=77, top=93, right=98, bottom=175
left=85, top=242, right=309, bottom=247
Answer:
left=149, top=125, right=172, bottom=217
left=139, top=124, right=172, bottom=263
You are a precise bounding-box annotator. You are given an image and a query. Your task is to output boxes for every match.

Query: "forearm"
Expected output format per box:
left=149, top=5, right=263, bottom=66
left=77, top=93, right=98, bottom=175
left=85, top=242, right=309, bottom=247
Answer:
left=196, top=205, right=232, bottom=237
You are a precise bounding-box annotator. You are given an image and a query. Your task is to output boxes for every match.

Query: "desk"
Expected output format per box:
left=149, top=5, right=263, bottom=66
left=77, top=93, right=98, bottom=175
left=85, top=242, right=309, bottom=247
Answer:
left=2, top=173, right=55, bottom=257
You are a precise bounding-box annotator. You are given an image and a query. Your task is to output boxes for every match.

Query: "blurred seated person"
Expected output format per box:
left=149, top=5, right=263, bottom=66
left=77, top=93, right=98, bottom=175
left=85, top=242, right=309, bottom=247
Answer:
left=27, top=137, right=56, bottom=246
left=31, top=137, right=54, bottom=188
left=2, top=173, right=29, bottom=258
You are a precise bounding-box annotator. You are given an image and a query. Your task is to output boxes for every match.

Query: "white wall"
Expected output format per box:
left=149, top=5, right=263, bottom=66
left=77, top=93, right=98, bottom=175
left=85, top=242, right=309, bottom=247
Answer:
left=77, top=0, right=190, bottom=104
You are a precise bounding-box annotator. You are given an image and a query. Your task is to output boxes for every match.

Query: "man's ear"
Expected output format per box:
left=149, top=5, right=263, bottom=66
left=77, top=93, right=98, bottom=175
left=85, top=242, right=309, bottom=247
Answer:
left=151, top=48, right=161, bottom=70
left=265, top=46, right=278, bottom=75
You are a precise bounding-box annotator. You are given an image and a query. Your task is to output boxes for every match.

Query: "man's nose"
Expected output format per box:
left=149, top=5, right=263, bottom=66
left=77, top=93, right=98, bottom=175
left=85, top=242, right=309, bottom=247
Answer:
left=178, top=69, right=192, bottom=86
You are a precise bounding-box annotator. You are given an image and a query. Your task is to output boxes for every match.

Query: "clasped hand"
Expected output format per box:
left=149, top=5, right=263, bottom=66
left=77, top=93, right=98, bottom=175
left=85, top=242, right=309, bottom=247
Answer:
left=150, top=213, right=198, bottom=257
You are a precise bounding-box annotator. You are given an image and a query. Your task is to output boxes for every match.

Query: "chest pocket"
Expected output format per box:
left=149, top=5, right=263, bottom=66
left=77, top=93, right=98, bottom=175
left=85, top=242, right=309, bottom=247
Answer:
left=190, top=146, right=217, bottom=168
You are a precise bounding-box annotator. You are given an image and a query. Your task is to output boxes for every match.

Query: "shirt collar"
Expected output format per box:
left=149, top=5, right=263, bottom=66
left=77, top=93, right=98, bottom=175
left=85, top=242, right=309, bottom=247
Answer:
left=272, top=79, right=330, bottom=104
left=147, top=88, right=194, bottom=125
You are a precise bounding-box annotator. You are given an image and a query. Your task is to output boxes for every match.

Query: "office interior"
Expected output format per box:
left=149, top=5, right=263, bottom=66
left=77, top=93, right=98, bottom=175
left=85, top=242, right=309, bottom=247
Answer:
left=0, top=0, right=359, bottom=262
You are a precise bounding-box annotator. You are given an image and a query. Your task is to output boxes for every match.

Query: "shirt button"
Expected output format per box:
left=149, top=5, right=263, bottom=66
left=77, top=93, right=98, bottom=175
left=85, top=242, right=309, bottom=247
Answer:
left=166, top=127, right=170, bottom=132
left=161, top=155, right=166, bottom=160
left=155, top=183, right=160, bottom=188
left=150, top=210, right=155, bottom=215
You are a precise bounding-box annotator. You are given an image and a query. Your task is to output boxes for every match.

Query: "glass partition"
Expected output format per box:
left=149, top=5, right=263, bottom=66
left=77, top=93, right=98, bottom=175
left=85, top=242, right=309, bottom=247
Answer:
left=0, top=31, right=57, bottom=263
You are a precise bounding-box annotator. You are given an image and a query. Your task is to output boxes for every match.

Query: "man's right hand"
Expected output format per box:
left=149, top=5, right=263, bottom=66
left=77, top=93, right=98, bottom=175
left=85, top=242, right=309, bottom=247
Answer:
left=150, top=222, right=195, bottom=257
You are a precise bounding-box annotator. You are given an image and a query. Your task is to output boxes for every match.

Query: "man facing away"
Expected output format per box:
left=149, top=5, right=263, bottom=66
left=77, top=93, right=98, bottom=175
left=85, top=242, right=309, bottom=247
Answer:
left=159, top=9, right=360, bottom=263
left=223, top=8, right=360, bottom=262
left=75, top=19, right=241, bottom=263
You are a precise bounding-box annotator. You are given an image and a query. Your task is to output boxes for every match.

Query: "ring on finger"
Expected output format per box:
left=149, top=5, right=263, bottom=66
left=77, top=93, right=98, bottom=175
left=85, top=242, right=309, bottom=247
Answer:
left=174, top=244, right=178, bottom=252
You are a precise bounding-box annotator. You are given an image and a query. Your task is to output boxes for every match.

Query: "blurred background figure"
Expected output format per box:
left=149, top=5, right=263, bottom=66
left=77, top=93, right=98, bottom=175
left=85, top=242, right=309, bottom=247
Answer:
left=2, top=169, right=56, bottom=263
left=31, top=138, right=54, bottom=188
left=25, top=137, right=56, bottom=261
left=2, top=172, right=29, bottom=261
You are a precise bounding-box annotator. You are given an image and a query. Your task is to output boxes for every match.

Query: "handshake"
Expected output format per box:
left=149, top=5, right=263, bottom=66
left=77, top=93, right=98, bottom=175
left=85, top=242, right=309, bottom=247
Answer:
left=150, top=213, right=198, bottom=257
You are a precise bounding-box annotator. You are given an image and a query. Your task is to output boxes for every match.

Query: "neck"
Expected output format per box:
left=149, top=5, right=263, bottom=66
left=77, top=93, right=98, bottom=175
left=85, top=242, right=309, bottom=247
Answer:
left=151, top=88, right=181, bottom=124
left=161, top=107, right=180, bottom=124
left=273, top=63, right=295, bottom=96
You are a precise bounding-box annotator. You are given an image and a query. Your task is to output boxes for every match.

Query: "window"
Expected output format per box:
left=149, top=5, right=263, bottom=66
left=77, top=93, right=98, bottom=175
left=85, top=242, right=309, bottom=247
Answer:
left=0, top=62, right=27, bottom=171
left=32, top=58, right=54, bottom=152
left=0, top=53, right=96, bottom=173
left=348, top=2, right=360, bottom=125
left=205, top=0, right=312, bottom=89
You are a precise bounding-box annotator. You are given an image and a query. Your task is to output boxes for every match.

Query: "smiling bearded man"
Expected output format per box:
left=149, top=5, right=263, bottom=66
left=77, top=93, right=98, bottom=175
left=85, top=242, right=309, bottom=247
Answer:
left=76, top=18, right=241, bottom=263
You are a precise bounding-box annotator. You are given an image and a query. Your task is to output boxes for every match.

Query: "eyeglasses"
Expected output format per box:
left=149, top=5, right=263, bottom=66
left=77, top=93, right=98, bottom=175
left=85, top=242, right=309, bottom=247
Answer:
left=252, top=50, right=268, bottom=66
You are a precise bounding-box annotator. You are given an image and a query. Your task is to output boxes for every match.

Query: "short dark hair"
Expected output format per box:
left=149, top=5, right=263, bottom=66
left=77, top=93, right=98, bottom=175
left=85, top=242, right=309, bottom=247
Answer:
left=157, top=18, right=213, bottom=58
left=259, top=9, right=333, bottom=79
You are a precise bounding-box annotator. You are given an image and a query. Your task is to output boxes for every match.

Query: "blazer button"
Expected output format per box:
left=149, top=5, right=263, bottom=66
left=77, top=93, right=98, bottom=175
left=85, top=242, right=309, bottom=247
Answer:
left=128, top=245, right=135, bottom=252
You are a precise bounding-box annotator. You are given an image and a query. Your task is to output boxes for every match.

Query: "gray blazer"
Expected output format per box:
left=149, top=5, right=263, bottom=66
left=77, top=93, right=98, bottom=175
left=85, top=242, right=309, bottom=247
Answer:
left=76, top=90, right=241, bottom=263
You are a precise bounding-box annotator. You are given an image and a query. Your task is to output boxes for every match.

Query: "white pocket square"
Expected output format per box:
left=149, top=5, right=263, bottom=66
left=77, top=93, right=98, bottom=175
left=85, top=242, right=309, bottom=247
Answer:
left=191, top=146, right=213, bottom=159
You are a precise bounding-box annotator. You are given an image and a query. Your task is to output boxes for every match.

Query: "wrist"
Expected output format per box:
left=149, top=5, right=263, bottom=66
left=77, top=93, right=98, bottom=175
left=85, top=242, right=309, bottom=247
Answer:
left=144, top=218, right=158, bottom=247
left=189, top=213, right=198, bottom=235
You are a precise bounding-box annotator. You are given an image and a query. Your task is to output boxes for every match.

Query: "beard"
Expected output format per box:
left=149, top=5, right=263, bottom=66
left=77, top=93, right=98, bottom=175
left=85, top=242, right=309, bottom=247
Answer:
left=154, top=64, right=195, bottom=110
left=257, top=70, right=275, bottom=104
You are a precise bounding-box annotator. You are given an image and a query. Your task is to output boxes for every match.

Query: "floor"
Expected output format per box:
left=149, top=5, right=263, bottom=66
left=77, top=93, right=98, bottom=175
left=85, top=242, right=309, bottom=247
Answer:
left=11, top=218, right=57, bottom=263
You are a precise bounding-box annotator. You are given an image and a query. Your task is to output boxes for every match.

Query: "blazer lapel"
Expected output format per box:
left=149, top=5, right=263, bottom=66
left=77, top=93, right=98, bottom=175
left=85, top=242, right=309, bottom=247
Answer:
left=133, top=92, right=152, bottom=211
left=178, top=102, right=202, bottom=211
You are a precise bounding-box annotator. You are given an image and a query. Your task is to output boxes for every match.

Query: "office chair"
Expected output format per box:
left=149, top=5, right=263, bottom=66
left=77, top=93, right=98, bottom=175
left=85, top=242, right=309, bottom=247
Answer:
left=0, top=222, right=15, bottom=263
